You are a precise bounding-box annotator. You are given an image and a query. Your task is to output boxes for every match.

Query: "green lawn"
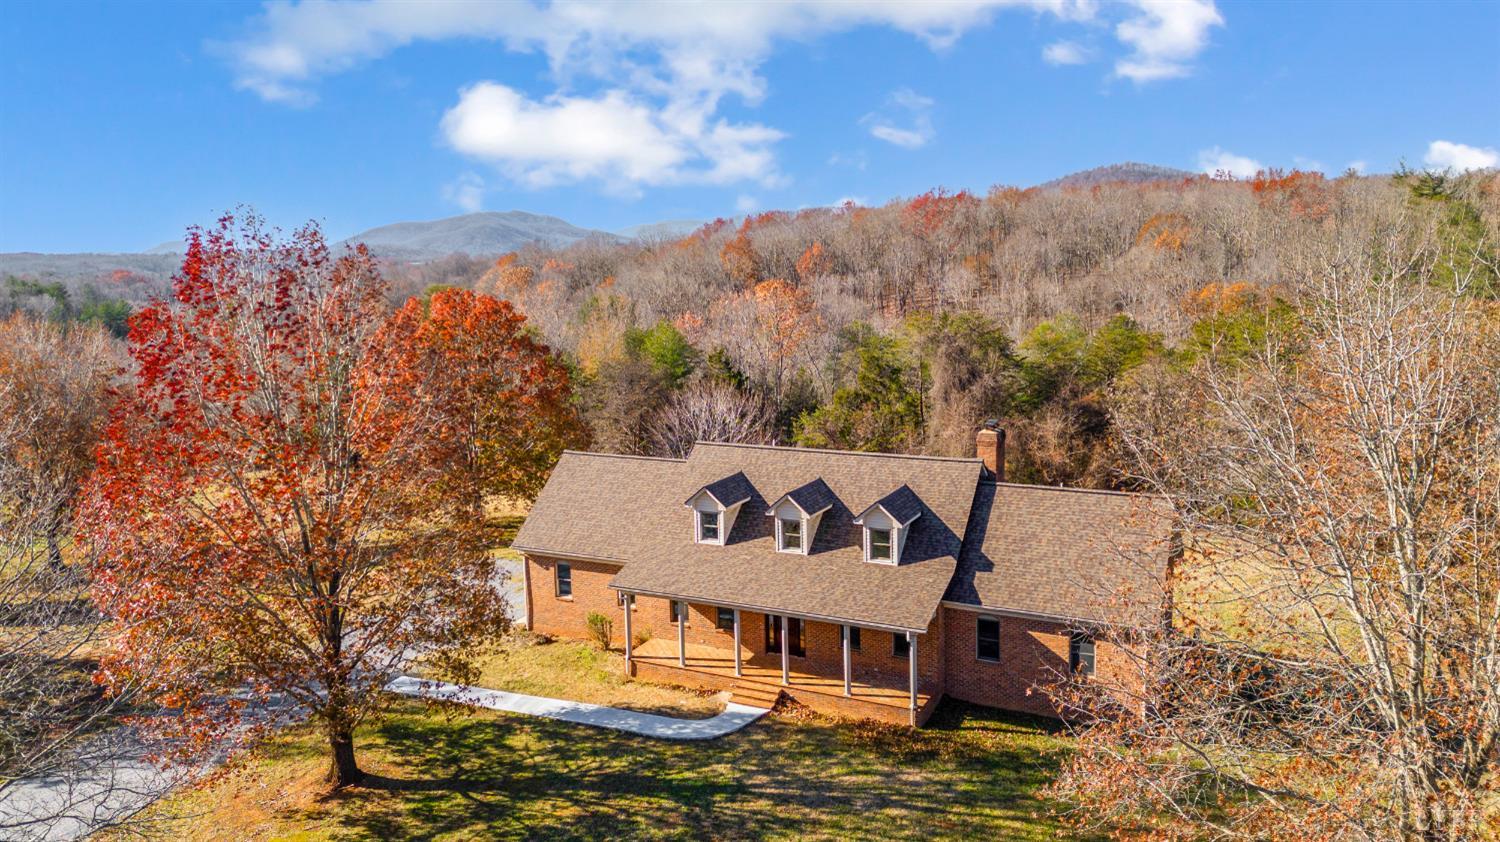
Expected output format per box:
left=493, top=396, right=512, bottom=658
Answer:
left=432, top=636, right=725, bottom=719
left=123, top=695, right=1081, bottom=841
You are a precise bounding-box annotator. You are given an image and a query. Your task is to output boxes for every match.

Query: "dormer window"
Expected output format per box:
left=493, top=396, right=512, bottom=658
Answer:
left=854, top=485, right=923, bottom=565
left=698, top=510, right=720, bottom=542
left=685, top=472, right=754, bottom=546
left=765, top=478, right=835, bottom=556
left=778, top=517, right=802, bottom=552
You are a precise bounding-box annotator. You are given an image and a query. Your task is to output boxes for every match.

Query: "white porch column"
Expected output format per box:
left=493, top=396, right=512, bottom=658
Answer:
left=677, top=602, right=686, bottom=667
left=907, top=631, right=918, bottom=725
left=842, top=625, right=852, bottom=697
left=733, top=609, right=743, bottom=677
left=780, top=615, right=790, bottom=686
left=622, top=593, right=633, bottom=669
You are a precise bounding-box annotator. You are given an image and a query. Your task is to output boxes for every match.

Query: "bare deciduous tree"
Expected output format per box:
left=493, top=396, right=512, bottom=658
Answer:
left=650, top=381, right=778, bottom=458
left=0, top=316, right=159, bottom=840
left=1051, top=220, right=1500, bottom=840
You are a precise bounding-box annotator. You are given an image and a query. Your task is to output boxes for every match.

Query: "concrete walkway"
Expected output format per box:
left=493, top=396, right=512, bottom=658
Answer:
left=385, top=676, right=769, bottom=740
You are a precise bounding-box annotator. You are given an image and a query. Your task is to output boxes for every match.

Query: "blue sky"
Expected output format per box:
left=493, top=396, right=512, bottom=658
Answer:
left=2, top=0, right=1497, bottom=253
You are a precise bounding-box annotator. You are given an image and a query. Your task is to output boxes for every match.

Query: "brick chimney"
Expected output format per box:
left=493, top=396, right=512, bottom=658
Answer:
left=976, top=422, right=1005, bottom=481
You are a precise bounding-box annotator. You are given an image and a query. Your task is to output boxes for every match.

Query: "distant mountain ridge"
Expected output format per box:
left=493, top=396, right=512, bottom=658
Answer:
left=1037, top=162, right=1196, bottom=190
left=342, top=211, right=621, bottom=260
left=5, top=164, right=1209, bottom=271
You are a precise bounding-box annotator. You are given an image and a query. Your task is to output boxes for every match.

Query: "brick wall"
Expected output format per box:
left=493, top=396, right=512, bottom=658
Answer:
left=528, top=552, right=1163, bottom=723
left=526, top=555, right=629, bottom=645
left=941, top=606, right=1142, bottom=718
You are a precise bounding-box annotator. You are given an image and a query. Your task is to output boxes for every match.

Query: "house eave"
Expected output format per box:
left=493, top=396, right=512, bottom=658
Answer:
left=613, top=582, right=935, bottom=635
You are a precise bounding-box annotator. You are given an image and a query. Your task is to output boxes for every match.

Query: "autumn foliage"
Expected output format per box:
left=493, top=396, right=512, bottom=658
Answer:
left=79, top=215, right=576, bottom=787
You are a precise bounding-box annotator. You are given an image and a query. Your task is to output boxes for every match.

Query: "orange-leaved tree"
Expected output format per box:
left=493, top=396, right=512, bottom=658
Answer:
left=77, top=215, right=562, bottom=788
left=382, top=287, right=586, bottom=514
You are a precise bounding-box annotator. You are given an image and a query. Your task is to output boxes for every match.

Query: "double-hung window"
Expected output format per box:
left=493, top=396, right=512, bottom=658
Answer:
left=868, top=528, right=892, bottom=562
left=671, top=600, right=688, bottom=624
left=778, top=517, right=802, bottom=552
left=847, top=626, right=861, bottom=651
left=976, top=617, right=1001, bottom=662
left=716, top=607, right=735, bottom=631
left=698, top=510, right=720, bottom=542
left=555, top=562, right=572, bottom=597
left=1069, top=632, right=1096, bottom=676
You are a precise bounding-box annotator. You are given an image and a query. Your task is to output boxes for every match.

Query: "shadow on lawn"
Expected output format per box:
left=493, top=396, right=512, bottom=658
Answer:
left=313, top=700, right=1083, bottom=841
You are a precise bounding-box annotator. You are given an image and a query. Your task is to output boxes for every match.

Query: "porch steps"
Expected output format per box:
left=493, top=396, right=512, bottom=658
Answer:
left=730, top=681, right=782, bottom=709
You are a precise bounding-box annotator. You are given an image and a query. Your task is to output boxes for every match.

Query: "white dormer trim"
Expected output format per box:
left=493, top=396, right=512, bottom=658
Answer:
left=686, top=488, right=744, bottom=546
left=853, top=503, right=920, bottom=565
left=765, top=493, right=829, bottom=556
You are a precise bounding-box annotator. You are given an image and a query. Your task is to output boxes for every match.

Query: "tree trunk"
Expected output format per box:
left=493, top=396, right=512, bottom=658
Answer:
left=45, top=508, right=65, bottom=570
left=326, top=727, right=363, bottom=788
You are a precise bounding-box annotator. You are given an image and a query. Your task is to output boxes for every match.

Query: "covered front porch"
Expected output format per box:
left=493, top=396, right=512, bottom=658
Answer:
left=618, top=594, right=939, bottom=727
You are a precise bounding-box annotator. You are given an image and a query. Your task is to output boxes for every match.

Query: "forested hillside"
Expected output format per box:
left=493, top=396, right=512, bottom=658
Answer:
left=382, top=170, right=1499, bottom=488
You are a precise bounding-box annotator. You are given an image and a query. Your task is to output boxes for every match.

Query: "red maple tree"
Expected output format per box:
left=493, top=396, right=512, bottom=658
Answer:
left=78, top=214, right=571, bottom=787
left=380, top=287, right=586, bottom=513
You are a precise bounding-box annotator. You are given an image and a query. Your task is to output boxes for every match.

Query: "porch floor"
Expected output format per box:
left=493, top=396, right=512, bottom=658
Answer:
left=631, top=638, right=930, bottom=711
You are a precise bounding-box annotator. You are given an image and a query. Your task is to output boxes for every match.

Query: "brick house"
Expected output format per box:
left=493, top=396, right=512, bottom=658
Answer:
left=513, top=428, right=1176, bottom=726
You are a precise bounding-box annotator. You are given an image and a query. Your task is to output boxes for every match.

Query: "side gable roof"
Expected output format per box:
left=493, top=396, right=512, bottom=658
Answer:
left=947, top=482, right=1176, bottom=626
left=512, top=451, right=685, bottom=563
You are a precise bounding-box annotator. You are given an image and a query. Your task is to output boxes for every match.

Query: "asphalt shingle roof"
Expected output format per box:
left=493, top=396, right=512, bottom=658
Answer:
left=512, top=452, right=686, bottom=563
left=947, top=482, right=1176, bottom=626
left=694, top=471, right=755, bottom=507
left=859, top=484, right=924, bottom=525
left=516, top=442, right=1176, bottom=631
left=768, top=477, right=838, bottom=515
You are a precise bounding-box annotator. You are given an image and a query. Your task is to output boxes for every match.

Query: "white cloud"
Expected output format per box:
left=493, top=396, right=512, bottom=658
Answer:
left=1347, top=160, right=1368, bottom=175
left=1042, top=40, right=1091, bottom=65
left=1197, top=146, right=1263, bottom=179
left=1115, top=0, right=1224, bottom=82
left=440, top=82, right=783, bottom=191
left=864, top=88, right=935, bottom=150
left=441, top=172, right=486, bottom=212
left=1424, top=140, right=1499, bottom=172
left=221, top=0, right=1227, bottom=189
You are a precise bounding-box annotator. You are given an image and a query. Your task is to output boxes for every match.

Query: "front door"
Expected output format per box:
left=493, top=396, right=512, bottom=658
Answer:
left=765, top=615, right=805, bottom=657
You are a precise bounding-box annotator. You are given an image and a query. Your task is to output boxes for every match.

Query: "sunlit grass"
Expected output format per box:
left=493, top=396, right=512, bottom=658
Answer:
left=423, top=635, right=724, bottom=720
left=110, top=694, right=1082, bottom=841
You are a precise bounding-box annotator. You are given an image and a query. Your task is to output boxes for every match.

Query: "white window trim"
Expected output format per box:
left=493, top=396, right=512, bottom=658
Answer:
left=864, top=525, right=897, bottom=565
left=688, top=490, right=743, bottom=546
left=775, top=516, right=805, bottom=554
left=697, top=509, right=722, bottom=544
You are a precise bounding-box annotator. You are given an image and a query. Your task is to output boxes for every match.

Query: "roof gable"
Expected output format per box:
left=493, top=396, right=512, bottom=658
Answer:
left=764, top=477, right=837, bottom=517
left=854, top=484, right=923, bottom=526
left=687, top=471, right=755, bottom=508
